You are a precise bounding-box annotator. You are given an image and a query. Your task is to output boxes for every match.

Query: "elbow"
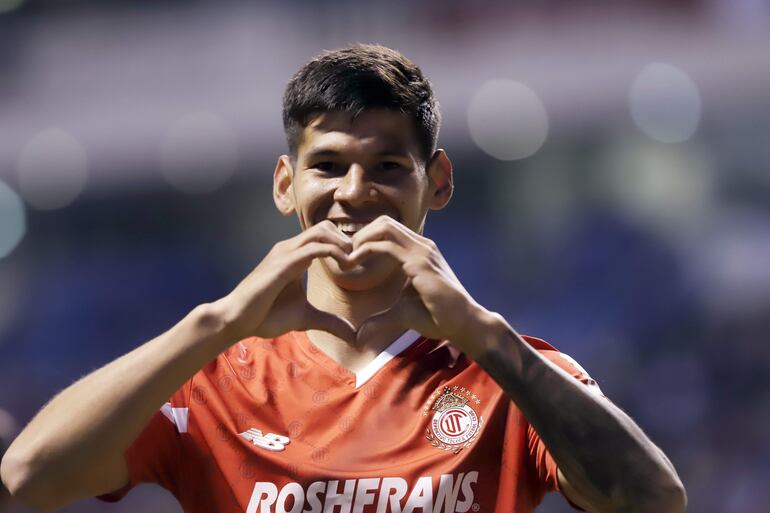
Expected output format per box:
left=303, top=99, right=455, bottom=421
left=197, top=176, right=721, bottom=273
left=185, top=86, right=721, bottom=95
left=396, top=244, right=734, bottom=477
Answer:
left=634, top=475, right=687, bottom=513
left=657, top=477, right=687, bottom=513
left=1, top=449, right=62, bottom=513
left=0, top=449, right=27, bottom=500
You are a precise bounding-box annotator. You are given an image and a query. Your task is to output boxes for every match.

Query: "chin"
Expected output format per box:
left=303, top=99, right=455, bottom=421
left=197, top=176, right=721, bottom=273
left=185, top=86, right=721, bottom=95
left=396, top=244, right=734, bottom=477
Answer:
left=321, top=255, right=401, bottom=292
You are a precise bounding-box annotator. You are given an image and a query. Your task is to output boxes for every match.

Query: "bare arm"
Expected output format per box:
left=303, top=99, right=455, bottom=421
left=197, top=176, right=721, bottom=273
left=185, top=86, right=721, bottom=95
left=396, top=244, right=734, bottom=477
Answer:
left=348, top=217, right=686, bottom=513
left=0, top=304, right=232, bottom=512
left=0, top=221, right=355, bottom=513
left=467, top=314, right=686, bottom=513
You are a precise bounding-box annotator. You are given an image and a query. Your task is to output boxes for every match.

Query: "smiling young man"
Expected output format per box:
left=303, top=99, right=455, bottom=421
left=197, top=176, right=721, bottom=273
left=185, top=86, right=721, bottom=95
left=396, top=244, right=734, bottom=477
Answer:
left=1, top=45, right=686, bottom=513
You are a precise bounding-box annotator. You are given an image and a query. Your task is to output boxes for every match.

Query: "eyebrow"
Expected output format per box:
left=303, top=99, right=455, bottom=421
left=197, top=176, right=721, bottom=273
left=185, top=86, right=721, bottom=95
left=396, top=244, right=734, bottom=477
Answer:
left=304, top=149, right=342, bottom=160
left=376, top=148, right=412, bottom=158
left=304, top=147, right=413, bottom=160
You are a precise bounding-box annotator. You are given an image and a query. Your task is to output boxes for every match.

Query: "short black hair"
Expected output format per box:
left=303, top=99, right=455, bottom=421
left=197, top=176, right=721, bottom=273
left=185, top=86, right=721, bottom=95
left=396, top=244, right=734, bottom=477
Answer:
left=283, top=44, right=441, bottom=162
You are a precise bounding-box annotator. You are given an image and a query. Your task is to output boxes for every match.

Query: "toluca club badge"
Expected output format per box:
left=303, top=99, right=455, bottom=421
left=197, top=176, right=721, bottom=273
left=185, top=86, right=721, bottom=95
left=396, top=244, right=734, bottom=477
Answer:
left=425, top=386, right=483, bottom=454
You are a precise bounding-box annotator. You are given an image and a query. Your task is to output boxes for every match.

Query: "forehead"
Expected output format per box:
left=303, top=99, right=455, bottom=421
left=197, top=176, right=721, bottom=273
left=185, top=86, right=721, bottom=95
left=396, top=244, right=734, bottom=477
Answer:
left=298, top=109, right=420, bottom=157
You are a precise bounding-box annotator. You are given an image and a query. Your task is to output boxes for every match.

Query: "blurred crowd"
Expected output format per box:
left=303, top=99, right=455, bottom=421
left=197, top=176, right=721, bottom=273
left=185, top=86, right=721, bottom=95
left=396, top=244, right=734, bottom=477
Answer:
left=1, top=1, right=769, bottom=513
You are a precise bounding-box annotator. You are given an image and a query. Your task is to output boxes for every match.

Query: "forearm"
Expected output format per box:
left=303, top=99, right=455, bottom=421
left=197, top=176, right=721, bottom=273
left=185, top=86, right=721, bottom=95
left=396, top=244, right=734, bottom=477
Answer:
left=465, top=312, right=685, bottom=513
left=0, top=300, right=234, bottom=509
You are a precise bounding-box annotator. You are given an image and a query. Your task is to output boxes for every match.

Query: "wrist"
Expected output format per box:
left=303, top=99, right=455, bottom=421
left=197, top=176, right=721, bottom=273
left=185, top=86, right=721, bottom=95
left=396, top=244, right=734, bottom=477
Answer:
left=453, top=304, right=510, bottom=360
left=188, top=299, right=243, bottom=347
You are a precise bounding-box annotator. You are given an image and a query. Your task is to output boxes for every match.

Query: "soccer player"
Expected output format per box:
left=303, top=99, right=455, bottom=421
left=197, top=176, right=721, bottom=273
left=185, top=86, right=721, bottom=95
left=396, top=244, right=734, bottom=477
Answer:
left=0, top=45, right=685, bottom=513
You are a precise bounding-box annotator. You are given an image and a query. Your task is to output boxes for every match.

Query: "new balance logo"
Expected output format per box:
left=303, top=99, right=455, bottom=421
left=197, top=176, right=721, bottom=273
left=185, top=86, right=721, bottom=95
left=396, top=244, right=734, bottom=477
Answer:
left=239, top=428, right=291, bottom=451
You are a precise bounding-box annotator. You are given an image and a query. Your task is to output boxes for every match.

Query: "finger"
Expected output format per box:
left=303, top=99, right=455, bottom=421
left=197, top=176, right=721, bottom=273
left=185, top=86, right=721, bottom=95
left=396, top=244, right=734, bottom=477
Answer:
left=348, top=240, right=408, bottom=266
left=357, top=292, right=442, bottom=345
left=297, top=242, right=353, bottom=266
left=299, top=220, right=353, bottom=253
left=287, top=242, right=353, bottom=274
left=357, top=282, right=413, bottom=343
left=301, top=304, right=357, bottom=344
left=356, top=304, right=408, bottom=349
left=352, top=215, right=415, bottom=248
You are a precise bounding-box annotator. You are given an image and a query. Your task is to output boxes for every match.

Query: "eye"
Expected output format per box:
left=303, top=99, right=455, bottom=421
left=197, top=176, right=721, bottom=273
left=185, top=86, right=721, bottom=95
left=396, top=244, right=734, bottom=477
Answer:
left=378, top=161, right=404, bottom=172
left=313, top=161, right=343, bottom=173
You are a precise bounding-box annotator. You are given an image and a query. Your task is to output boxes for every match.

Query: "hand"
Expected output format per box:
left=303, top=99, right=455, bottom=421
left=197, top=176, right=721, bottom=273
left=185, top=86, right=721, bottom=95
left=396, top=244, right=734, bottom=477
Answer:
left=349, top=216, right=486, bottom=353
left=219, top=220, right=356, bottom=343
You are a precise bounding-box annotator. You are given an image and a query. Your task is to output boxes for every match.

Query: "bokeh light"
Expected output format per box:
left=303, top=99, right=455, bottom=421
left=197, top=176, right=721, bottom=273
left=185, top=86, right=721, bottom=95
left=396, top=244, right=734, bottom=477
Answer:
left=1, top=5, right=769, bottom=513
left=16, top=128, right=89, bottom=210
left=629, top=62, right=702, bottom=143
left=0, top=179, right=26, bottom=259
left=0, top=407, right=16, bottom=439
left=159, top=111, right=239, bottom=195
left=691, top=208, right=770, bottom=316
left=599, top=141, right=715, bottom=233
left=467, top=79, right=549, bottom=160
left=0, top=0, right=24, bottom=15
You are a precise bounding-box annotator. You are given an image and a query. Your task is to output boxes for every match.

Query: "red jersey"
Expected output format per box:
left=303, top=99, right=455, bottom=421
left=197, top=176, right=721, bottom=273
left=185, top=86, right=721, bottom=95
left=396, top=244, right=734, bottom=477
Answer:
left=100, top=330, right=603, bottom=512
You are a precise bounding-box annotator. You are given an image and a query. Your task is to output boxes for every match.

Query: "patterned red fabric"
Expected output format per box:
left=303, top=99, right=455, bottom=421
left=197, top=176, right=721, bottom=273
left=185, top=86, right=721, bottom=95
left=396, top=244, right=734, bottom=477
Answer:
left=98, top=331, right=601, bottom=512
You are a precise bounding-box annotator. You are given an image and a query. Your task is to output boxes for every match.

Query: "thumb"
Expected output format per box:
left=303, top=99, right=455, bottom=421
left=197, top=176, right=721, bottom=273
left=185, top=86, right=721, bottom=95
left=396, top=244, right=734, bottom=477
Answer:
left=357, top=301, right=412, bottom=348
left=358, top=292, right=444, bottom=346
left=300, top=304, right=357, bottom=344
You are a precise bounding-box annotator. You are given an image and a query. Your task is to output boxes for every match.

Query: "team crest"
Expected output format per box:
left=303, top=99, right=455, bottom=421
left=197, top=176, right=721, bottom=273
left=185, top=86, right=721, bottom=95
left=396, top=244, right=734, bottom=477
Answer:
left=425, top=386, right=483, bottom=454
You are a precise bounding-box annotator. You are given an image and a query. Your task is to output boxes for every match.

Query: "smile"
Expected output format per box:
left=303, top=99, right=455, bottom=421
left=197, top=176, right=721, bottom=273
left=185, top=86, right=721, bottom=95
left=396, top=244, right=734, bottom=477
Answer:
left=331, top=220, right=370, bottom=235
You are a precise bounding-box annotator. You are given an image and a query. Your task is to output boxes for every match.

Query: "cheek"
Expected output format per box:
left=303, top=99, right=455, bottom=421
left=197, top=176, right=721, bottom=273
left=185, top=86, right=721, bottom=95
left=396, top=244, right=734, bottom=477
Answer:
left=296, top=179, right=336, bottom=226
left=391, top=179, right=429, bottom=224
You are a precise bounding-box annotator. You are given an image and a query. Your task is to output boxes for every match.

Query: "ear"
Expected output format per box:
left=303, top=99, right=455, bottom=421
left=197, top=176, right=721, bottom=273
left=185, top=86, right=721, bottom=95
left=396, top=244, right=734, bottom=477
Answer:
left=426, top=149, right=453, bottom=210
left=273, top=155, right=296, bottom=216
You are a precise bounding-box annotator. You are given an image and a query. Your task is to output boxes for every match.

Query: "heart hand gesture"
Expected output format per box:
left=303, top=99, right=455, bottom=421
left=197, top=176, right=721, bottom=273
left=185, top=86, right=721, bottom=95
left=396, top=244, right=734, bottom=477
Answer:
left=219, top=220, right=357, bottom=343
left=350, top=216, right=487, bottom=355
left=217, top=216, right=489, bottom=354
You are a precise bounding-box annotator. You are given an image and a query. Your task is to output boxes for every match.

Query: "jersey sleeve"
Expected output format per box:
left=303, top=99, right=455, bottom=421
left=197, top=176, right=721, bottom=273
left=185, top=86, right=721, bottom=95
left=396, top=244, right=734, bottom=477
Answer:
left=522, top=338, right=605, bottom=508
left=96, top=378, right=193, bottom=502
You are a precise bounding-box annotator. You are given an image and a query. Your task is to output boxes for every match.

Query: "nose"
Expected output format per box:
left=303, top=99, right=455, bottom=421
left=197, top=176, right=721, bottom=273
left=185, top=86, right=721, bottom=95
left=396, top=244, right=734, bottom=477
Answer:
left=333, top=164, right=374, bottom=206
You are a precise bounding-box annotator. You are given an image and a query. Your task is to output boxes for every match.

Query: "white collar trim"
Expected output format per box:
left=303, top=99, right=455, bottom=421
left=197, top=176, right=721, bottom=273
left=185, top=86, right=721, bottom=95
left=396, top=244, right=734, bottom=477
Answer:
left=354, top=329, right=421, bottom=389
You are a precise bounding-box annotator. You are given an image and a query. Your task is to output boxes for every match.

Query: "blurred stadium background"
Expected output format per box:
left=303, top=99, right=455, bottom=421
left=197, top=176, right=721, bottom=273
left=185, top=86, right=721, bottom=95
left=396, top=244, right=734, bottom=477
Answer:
left=1, top=0, right=769, bottom=512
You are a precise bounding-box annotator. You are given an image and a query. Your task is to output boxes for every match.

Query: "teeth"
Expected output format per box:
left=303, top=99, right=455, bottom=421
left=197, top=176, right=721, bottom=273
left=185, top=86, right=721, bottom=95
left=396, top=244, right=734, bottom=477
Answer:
left=334, top=222, right=368, bottom=233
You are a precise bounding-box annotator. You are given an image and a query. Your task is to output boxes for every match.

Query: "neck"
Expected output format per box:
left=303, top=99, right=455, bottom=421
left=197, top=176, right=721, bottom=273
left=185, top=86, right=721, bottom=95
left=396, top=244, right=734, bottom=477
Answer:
left=305, top=260, right=408, bottom=360
left=306, top=260, right=407, bottom=330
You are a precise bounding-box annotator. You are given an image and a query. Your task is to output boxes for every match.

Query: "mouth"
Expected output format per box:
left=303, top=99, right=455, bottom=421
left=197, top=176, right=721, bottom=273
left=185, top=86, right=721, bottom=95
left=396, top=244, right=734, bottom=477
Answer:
left=328, top=218, right=375, bottom=237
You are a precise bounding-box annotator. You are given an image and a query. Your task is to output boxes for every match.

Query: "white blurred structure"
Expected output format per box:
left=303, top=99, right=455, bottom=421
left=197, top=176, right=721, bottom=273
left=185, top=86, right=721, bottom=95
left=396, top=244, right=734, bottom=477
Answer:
left=160, top=111, right=239, bottom=195
left=0, top=180, right=26, bottom=259
left=0, top=0, right=23, bottom=15
left=16, top=128, right=89, bottom=210
left=629, top=62, right=702, bottom=143
left=0, top=4, right=768, bottom=192
left=468, top=79, right=548, bottom=160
